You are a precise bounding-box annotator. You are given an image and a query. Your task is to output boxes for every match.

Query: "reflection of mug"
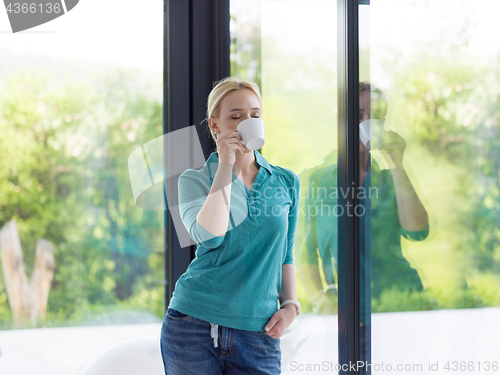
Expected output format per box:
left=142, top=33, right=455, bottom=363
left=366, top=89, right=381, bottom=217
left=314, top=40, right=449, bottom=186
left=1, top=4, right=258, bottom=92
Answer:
left=359, top=119, right=384, bottom=150
left=236, top=118, right=265, bottom=150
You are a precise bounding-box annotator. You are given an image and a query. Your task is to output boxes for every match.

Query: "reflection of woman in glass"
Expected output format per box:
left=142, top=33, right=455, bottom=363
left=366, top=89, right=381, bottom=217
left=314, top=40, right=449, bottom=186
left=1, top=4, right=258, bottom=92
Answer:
left=160, top=77, right=301, bottom=375
left=298, top=83, right=430, bottom=314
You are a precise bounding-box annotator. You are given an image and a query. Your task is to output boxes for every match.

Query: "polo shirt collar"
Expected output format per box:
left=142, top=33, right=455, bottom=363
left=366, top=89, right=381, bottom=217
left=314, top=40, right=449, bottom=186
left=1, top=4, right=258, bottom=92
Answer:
left=254, top=150, right=273, bottom=175
left=205, top=149, right=273, bottom=183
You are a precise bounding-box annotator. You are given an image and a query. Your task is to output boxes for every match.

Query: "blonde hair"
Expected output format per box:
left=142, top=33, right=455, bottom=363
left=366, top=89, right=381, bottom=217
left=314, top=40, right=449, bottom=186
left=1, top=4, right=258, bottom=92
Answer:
left=206, top=77, right=262, bottom=142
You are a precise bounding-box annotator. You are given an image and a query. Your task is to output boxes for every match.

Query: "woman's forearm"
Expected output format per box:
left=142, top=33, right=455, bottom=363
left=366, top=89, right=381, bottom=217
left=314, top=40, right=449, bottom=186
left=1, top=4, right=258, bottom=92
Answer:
left=390, top=164, right=428, bottom=231
left=279, top=264, right=297, bottom=303
left=196, top=162, right=234, bottom=237
left=382, top=130, right=428, bottom=232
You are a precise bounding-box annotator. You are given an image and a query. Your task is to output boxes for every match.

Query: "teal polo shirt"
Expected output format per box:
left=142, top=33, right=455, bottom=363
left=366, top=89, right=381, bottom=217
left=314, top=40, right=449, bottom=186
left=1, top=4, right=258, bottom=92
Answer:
left=169, top=149, right=300, bottom=332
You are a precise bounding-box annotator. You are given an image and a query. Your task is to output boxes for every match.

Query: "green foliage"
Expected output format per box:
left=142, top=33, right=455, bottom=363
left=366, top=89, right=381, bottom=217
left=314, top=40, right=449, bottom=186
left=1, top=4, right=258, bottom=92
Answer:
left=230, top=13, right=262, bottom=89
left=469, top=272, right=500, bottom=307
left=392, top=45, right=500, bottom=285
left=0, top=66, right=164, bottom=329
left=372, top=286, right=438, bottom=313
left=0, top=279, right=13, bottom=329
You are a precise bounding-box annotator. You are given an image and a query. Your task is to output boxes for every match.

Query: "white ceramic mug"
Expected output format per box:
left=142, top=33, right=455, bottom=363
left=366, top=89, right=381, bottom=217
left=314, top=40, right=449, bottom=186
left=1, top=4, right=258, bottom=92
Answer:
left=359, top=119, right=384, bottom=150
left=236, top=118, right=265, bottom=150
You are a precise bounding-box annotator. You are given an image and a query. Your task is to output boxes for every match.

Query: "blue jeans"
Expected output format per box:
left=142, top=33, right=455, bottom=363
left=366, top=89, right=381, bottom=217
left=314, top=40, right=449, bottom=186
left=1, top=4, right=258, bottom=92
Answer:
left=160, top=308, right=281, bottom=375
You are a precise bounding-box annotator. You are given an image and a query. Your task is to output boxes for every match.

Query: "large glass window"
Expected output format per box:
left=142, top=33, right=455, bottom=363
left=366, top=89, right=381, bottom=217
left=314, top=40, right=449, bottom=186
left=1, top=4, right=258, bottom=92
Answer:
left=0, top=2, right=163, bottom=373
left=232, top=1, right=500, bottom=374
left=3, top=1, right=499, bottom=373
left=366, top=0, right=500, bottom=371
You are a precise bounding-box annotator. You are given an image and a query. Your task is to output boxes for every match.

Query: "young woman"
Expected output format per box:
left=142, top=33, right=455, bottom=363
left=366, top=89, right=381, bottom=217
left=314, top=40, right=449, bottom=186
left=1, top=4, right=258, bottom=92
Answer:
left=160, top=77, right=301, bottom=375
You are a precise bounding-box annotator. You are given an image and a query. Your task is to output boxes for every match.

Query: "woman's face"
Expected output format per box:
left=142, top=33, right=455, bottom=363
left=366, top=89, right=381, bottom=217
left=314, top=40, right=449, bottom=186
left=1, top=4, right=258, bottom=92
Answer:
left=359, top=90, right=371, bottom=154
left=210, top=88, right=261, bottom=152
left=359, top=90, right=371, bottom=123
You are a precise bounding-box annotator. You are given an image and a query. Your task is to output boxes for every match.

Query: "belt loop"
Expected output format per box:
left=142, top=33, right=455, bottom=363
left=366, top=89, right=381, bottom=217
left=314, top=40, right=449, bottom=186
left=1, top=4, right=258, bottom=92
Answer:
left=210, top=323, right=219, bottom=347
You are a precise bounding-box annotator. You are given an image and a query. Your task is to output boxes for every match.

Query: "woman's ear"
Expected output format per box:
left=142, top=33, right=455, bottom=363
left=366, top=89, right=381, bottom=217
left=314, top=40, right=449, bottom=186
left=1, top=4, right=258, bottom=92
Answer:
left=208, top=117, right=219, bottom=135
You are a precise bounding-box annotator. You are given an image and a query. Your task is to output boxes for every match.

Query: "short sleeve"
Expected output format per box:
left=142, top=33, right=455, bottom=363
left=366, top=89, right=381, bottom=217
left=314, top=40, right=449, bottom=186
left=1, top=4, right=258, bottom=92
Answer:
left=178, top=170, right=225, bottom=250
left=400, top=222, right=430, bottom=242
left=283, top=171, right=300, bottom=264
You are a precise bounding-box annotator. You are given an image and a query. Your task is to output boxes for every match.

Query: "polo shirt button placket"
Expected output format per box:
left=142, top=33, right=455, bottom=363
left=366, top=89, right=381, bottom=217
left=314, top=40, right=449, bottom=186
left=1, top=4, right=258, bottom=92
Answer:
left=247, top=198, right=253, bottom=219
left=248, top=195, right=258, bottom=220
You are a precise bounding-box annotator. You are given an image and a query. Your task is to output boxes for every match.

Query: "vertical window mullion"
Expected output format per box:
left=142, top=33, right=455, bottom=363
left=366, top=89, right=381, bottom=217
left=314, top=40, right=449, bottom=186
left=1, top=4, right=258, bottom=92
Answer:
left=337, top=0, right=361, bottom=373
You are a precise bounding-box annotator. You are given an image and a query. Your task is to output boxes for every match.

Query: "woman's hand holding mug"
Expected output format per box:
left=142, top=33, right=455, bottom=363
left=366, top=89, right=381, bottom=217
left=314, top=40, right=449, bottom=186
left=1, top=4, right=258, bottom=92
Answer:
left=216, top=129, right=244, bottom=164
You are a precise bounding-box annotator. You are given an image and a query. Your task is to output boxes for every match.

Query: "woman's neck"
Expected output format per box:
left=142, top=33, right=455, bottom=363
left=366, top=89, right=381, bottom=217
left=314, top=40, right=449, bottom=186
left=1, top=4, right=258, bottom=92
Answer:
left=234, top=150, right=258, bottom=175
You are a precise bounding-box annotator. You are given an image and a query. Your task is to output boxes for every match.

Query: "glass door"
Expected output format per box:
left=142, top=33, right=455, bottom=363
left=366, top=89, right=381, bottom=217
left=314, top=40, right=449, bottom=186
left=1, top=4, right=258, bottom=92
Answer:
left=231, top=0, right=500, bottom=374
left=366, top=0, right=500, bottom=373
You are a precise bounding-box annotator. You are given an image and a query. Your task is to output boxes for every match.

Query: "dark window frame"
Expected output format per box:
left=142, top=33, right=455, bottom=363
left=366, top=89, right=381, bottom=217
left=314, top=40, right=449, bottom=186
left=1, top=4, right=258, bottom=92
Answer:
left=163, top=0, right=230, bottom=304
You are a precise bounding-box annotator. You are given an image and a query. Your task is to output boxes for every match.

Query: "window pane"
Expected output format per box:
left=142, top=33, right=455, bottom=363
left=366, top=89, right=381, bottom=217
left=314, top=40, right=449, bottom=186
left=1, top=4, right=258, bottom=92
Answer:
left=366, top=0, right=500, bottom=371
left=0, top=2, right=163, bottom=374
left=231, top=0, right=339, bottom=372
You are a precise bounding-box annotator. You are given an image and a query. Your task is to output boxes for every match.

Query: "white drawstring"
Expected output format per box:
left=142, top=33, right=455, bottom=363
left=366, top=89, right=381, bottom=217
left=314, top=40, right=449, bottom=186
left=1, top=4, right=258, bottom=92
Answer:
left=210, top=323, right=219, bottom=347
